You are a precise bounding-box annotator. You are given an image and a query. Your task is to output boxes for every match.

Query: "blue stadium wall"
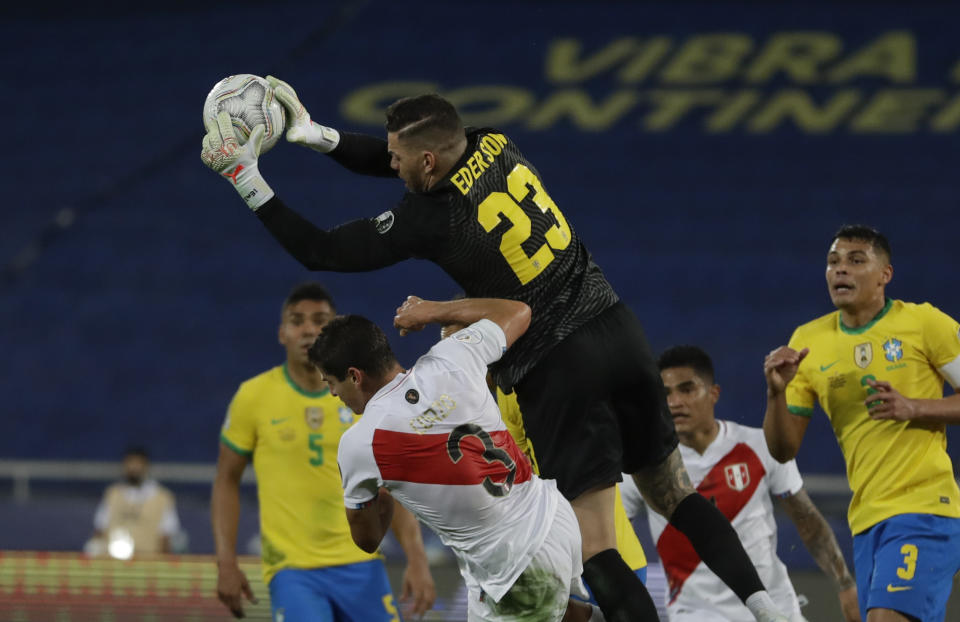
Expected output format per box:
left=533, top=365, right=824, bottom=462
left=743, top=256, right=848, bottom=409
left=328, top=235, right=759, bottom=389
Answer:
left=2, top=1, right=958, bottom=478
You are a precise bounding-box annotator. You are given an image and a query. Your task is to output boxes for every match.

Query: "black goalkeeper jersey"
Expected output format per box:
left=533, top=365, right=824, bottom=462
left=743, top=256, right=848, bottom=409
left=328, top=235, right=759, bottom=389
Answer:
left=257, top=127, right=618, bottom=389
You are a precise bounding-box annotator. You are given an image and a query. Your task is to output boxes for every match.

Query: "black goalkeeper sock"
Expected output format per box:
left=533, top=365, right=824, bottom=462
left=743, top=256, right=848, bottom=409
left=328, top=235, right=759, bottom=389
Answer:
left=581, top=548, right=659, bottom=622
left=669, top=493, right=764, bottom=602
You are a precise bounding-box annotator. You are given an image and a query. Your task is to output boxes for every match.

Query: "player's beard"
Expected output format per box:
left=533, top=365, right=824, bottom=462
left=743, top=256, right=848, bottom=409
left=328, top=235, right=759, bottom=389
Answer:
left=409, top=169, right=432, bottom=193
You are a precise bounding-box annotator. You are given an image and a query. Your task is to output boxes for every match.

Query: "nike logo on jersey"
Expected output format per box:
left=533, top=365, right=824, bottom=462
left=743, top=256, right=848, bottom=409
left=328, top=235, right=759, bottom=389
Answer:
left=820, top=360, right=840, bottom=371
left=886, top=584, right=912, bottom=592
left=271, top=417, right=290, bottom=425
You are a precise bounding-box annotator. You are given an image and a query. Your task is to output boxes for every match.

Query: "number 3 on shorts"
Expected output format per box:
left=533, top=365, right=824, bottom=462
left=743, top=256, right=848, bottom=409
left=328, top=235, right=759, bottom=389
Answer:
left=896, top=543, right=918, bottom=580
left=477, top=164, right=571, bottom=285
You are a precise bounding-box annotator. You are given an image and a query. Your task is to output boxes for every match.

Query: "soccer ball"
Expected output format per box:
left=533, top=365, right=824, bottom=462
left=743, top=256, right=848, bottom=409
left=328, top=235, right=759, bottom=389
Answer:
left=203, top=74, right=286, bottom=154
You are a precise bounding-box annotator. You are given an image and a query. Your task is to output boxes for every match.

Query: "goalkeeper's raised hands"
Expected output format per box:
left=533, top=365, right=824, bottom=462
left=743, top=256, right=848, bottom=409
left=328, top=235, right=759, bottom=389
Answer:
left=266, top=75, right=340, bottom=153
left=201, top=111, right=274, bottom=211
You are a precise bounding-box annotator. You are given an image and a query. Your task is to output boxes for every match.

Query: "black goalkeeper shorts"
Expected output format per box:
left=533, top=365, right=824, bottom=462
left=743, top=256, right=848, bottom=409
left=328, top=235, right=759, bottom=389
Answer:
left=514, top=302, right=678, bottom=501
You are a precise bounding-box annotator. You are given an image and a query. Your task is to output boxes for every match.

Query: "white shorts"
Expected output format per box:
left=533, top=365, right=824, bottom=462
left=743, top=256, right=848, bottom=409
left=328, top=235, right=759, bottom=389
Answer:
left=468, top=498, right=588, bottom=621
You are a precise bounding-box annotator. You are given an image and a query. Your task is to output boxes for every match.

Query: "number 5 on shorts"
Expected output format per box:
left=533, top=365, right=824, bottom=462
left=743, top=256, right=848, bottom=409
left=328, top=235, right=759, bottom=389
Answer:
left=382, top=594, right=399, bottom=622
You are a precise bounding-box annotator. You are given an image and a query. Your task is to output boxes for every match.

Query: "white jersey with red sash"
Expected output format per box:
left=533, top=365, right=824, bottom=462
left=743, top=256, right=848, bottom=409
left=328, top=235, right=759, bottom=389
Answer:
left=338, top=319, right=560, bottom=603
left=622, top=420, right=804, bottom=621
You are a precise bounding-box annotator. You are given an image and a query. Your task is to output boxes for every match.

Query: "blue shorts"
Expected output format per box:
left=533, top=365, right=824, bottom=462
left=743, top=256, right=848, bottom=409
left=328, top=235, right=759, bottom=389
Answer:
left=853, top=513, right=960, bottom=621
left=575, top=566, right=647, bottom=604
left=268, top=559, right=399, bottom=622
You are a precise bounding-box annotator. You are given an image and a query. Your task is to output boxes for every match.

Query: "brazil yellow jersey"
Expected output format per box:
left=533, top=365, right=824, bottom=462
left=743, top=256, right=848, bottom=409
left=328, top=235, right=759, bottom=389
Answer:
left=496, top=388, right=648, bottom=571
left=785, top=299, right=960, bottom=534
left=221, top=364, right=378, bottom=584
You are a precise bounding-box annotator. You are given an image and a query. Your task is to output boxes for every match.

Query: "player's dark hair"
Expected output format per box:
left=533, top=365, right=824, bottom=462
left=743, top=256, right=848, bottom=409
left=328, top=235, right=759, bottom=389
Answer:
left=385, top=94, right=464, bottom=146
left=833, top=224, right=891, bottom=263
left=282, top=282, right=335, bottom=316
left=123, top=445, right=150, bottom=460
left=658, top=345, right=715, bottom=384
left=308, top=315, right=397, bottom=381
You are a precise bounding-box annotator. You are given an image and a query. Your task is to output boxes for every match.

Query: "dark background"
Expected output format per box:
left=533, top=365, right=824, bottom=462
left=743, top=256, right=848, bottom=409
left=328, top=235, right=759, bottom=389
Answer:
left=2, top=0, right=956, bottom=490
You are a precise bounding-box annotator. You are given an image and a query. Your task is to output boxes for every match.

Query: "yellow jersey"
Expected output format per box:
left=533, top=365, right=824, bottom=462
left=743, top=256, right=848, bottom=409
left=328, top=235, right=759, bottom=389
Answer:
left=221, top=364, right=378, bottom=584
left=785, top=299, right=960, bottom=534
left=496, top=388, right=648, bottom=571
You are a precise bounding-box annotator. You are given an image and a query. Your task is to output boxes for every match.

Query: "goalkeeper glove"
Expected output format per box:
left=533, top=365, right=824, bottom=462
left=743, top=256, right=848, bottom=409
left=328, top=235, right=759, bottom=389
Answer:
left=267, top=75, right=340, bottom=153
left=201, top=111, right=274, bottom=211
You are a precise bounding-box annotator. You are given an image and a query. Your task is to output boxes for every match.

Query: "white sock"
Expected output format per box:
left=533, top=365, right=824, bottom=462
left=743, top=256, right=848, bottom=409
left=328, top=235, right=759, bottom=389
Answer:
left=745, top=590, right=786, bottom=621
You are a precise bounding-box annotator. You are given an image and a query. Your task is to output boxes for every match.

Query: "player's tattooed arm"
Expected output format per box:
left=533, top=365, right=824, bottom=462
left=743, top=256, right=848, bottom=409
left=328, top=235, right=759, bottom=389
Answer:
left=780, top=488, right=855, bottom=590
left=631, top=447, right=695, bottom=518
left=780, top=488, right=860, bottom=620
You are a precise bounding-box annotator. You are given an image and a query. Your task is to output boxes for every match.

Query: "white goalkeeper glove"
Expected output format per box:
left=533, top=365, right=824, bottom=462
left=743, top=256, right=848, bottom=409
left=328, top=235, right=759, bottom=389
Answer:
left=201, top=111, right=274, bottom=211
left=266, top=75, right=340, bottom=153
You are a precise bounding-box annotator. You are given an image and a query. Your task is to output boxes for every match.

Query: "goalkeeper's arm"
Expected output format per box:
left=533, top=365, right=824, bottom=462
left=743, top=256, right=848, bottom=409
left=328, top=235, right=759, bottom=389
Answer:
left=254, top=197, right=409, bottom=272
left=200, top=112, right=407, bottom=269
left=329, top=132, right=396, bottom=178
left=268, top=76, right=396, bottom=178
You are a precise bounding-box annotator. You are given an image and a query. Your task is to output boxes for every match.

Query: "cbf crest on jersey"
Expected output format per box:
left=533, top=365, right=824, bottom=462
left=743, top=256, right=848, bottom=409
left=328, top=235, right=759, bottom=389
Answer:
left=725, top=463, right=750, bottom=491
left=883, top=338, right=903, bottom=362
left=304, top=407, right=323, bottom=429
left=855, top=342, right=873, bottom=368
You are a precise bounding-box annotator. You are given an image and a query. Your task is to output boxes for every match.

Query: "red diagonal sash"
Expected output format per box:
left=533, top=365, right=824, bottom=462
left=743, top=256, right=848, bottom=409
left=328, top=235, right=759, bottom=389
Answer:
left=373, top=428, right=532, bottom=487
left=655, top=442, right=766, bottom=603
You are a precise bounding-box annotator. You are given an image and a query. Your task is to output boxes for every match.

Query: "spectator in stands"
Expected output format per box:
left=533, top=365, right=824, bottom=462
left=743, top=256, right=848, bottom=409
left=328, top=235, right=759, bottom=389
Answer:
left=86, top=446, right=181, bottom=558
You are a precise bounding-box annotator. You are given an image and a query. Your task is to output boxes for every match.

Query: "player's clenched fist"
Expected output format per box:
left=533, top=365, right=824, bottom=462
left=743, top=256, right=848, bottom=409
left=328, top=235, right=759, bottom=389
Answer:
left=394, top=296, right=432, bottom=336
left=763, top=346, right=809, bottom=395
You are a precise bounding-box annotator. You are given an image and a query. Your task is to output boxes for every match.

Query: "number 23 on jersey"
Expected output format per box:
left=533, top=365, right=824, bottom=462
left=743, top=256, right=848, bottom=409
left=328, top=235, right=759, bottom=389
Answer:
left=477, top=163, right=572, bottom=285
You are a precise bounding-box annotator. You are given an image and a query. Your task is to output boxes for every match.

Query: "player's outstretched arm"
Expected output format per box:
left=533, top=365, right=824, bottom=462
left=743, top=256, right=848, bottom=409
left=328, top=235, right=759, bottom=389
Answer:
left=267, top=76, right=395, bottom=177
left=254, top=197, right=410, bottom=272
left=389, top=503, right=436, bottom=617
left=762, top=346, right=811, bottom=462
left=345, top=488, right=394, bottom=554
left=779, top=488, right=860, bottom=622
left=394, top=296, right=531, bottom=349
